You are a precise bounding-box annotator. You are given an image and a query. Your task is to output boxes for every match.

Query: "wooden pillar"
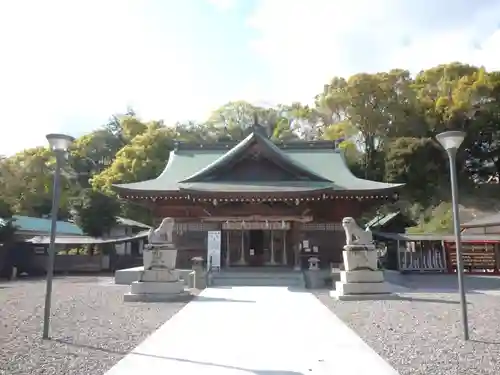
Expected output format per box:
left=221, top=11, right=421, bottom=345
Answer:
left=495, top=243, right=500, bottom=274
left=396, top=239, right=401, bottom=271
left=282, top=229, right=288, bottom=266
left=403, top=241, right=408, bottom=270
left=235, top=229, right=247, bottom=266
left=266, top=230, right=277, bottom=265
left=225, top=230, right=231, bottom=268
left=291, top=221, right=301, bottom=270
left=442, top=241, right=448, bottom=271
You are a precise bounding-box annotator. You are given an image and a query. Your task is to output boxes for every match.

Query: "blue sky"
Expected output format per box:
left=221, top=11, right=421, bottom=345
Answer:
left=1, top=0, right=500, bottom=155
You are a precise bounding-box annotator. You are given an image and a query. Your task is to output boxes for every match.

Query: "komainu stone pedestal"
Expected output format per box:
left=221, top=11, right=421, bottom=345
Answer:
left=125, top=269, right=188, bottom=302
left=124, top=243, right=190, bottom=302
left=330, top=245, right=396, bottom=300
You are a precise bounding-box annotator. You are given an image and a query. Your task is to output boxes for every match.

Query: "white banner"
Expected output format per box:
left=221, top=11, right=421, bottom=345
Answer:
left=207, top=231, right=221, bottom=269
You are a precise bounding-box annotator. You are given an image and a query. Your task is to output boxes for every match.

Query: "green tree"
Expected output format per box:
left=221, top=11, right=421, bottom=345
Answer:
left=207, top=101, right=301, bottom=141
left=0, top=198, right=16, bottom=279
left=385, top=137, right=447, bottom=206
left=91, top=125, right=177, bottom=192
left=0, top=199, right=16, bottom=244
left=462, top=72, right=500, bottom=183
left=412, top=62, right=488, bottom=134
left=207, top=101, right=259, bottom=141
left=174, top=121, right=219, bottom=143
left=278, top=102, right=323, bottom=140
left=70, top=188, right=120, bottom=241
left=0, top=147, right=73, bottom=218
left=68, top=129, right=124, bottom=187
left=316, top=70, right=415, bottom=179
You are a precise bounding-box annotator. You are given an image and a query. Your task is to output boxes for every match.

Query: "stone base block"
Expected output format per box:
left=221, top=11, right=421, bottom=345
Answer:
left=343, top=244, right=376, bottom=251
left=114, top=266, right=144, bottom=285
left=340, top=270, right=384, bottom=283
left=329, top=290, right=399, bottom=301
left=188, top=271, right=207, bottom=289
left=131, top=280, right=184, bottom=295
left=304, top=270, right=325, bottom=289
left=141, top=269, right=179, bottom=282
left=335, top=281, right=389, bottom=295
left=342, top=249, right=378, bottom=271
left=124, top=291, right=192, bottom=303
left=143, top=244, right=177, bottom=270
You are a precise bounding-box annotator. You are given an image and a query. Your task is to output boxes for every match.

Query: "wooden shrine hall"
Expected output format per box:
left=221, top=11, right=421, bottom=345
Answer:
left=114, top=124, right=403, bottom=269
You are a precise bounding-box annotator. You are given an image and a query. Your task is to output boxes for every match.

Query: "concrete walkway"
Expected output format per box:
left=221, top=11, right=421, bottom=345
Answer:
left=105, top=287, right=399, bottom=375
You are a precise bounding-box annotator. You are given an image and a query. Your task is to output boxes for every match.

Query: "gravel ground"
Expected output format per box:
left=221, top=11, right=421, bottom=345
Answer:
left=316, top=274, right=500, bottom=375
left=0, top=276, right=193, bottom=375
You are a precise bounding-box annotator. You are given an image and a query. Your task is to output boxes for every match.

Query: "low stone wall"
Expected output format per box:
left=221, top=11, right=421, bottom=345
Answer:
left=32, top=255, right=109, bottom=273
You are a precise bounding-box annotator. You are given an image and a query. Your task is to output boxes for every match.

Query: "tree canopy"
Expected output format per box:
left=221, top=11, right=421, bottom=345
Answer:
left=1, top=61, right=500, bottom=233
left=69, top=188, right=120, bottom=239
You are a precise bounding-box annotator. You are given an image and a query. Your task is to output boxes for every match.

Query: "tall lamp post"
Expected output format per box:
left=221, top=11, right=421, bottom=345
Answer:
left=42, top=133, right=74, bottom=340
left=435, top=130, right=469, bottom=341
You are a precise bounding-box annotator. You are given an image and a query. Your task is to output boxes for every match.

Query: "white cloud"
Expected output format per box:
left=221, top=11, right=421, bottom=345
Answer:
left=1, top=0, right=500, bottom=156
left=247, top=0, right=500, bottom=105
left=0, top=0, right=210, bottom=155
left=207, top=0, right=237, bottom=12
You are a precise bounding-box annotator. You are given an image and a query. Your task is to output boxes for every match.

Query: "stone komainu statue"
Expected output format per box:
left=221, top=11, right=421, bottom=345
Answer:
left=148, top=217, right=175, bottom=244
left=342, top=217, right=373, bottom=246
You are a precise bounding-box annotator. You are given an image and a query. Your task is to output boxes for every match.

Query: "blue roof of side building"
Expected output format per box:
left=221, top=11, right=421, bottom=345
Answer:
left=0, top=215, right=84, bottom=236
left=0, top=215, right=151, bottom=236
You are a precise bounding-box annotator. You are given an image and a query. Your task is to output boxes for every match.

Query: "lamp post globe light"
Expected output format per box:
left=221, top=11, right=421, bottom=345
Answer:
left=435, top=130, right=469, bottom=341
left=436, top=131, right=466, bottom=152
left=42, top=133, right=74, bottom=340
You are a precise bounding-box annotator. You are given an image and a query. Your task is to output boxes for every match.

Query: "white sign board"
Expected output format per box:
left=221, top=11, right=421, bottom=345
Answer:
left=207, top=231, right=221, bottom=269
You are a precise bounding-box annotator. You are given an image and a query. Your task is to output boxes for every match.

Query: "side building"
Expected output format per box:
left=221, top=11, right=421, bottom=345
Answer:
left=114, top=125, right=402, bottom=269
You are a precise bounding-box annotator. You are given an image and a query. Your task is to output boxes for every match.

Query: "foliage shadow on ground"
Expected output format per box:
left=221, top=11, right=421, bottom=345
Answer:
left=52, top=338, right=304, bottom=374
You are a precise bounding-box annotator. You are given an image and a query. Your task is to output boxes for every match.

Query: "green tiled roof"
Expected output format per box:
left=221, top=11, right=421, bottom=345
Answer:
left=179, top=181, right=334, bottom=193
left=182, top=131, right=329, bottom=183
left=365, top=212, right=401, bottom=230
left=114, top=149, right=224, bottom=192
left=10, top=215, right=84, bottom=235
left=114, top=131, right=403, bottom=194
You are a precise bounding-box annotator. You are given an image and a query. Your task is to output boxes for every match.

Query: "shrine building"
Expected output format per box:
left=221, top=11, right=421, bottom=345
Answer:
left=114, top=125, right=402, bottom=269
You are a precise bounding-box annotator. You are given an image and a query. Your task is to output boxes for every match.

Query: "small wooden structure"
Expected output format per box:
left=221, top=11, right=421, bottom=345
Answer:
left=376, top=232, right=500, bottom=274
left=27, top=231, right=150, bottom=273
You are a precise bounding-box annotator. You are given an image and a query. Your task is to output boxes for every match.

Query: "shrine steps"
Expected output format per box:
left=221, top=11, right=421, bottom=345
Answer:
left=210, top=268, right=305, bottom=288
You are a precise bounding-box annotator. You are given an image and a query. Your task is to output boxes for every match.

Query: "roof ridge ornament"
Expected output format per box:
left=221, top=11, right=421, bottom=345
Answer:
left=250, top=112, right=270, bottom=138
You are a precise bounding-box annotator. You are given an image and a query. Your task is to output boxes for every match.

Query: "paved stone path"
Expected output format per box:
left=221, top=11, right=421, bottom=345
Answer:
left=105, top=287, right=399, bottom=374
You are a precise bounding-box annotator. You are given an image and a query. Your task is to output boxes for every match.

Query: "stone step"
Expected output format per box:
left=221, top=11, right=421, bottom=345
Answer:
left=212, top=278, right=304, bottom=287
left=211, top=270, right=305, bottom=287
left=214, top=273, right=301, bottom=279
